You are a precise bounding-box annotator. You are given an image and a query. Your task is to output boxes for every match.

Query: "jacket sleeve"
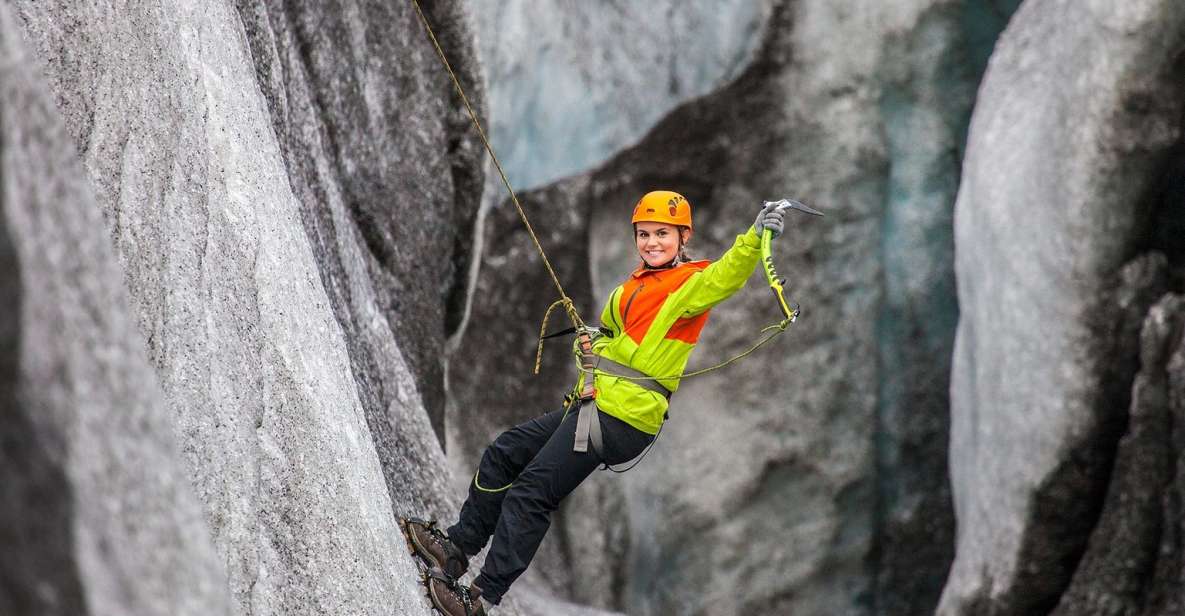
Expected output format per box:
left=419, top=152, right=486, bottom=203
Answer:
left=669, top=227, right=762, bottom=316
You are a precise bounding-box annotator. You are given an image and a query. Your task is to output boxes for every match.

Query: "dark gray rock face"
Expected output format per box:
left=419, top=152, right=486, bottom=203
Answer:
left=1050, top=291, right=1185, bottom=616
left=235, top=0, right=486, bottom=443
left=7, top=0, right=488, bottom=614
left=6, top=0, right=611, bottom=612
left=231, top=0, right=482, bottom=514
left=0, top=4, right=230, bottom=614
left=942, top=0, right=1185, bottom=613
left=451, top=1, right=1016, bottom=614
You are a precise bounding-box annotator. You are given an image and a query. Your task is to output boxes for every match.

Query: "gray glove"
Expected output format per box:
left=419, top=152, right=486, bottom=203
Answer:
left=753, top=200, right=790, bottom=238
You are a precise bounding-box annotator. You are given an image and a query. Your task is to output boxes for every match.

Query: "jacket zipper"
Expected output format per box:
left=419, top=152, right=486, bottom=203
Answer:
left=607, top=287, right=623, bottom=332
left=622, top=283, right=644, bottom=325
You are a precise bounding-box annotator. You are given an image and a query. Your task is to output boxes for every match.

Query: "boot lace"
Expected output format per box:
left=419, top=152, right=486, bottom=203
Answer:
left=415, top=520, right=451, bottom=552
left=460, top=587, right=476, bottom=615
left=431, top=526, right=453, bottom=548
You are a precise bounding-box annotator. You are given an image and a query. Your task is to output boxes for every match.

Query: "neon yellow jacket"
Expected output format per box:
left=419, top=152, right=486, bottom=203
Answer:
left=575, top=227, right=764, bottom=434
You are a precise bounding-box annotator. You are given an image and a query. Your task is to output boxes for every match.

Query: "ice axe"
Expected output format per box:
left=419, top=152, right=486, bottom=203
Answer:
left=760, top=199, right=823, bottom=326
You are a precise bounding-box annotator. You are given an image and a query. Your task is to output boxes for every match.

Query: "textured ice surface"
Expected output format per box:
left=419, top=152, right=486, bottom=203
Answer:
left=472, top=0, right=770, bottom=190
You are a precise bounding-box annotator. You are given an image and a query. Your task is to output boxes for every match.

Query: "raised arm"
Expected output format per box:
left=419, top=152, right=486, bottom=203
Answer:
left=670, top=201, right=792, bottom=315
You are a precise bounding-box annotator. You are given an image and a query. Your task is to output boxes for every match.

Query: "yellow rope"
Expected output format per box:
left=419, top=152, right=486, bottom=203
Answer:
left=534, top=299, right=571, bottom=374
left=409, top=0, right=584, bottom=331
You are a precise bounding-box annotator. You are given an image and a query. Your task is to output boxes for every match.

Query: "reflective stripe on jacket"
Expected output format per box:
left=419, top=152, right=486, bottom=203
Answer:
left=577, top=227, right=763, bottom=434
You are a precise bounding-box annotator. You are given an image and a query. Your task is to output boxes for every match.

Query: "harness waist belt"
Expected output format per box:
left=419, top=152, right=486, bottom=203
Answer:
left=591, top=356, right=672, bottom=399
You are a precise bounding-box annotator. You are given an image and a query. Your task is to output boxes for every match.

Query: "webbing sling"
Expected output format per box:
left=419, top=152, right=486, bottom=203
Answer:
left=572, top=399, right=600, bottom=454
left=573, top=356, right=671, bottom=454
left=572, top=398, right=666, bottom=474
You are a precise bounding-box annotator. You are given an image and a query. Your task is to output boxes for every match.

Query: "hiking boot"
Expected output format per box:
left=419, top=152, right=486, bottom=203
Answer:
left=426, top=572, right=488, bottom=616
left=403, top=518, right=469, bottom=579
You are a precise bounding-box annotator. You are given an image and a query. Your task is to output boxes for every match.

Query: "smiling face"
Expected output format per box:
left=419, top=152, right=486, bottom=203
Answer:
left=635, top=221, right=690, bottom=268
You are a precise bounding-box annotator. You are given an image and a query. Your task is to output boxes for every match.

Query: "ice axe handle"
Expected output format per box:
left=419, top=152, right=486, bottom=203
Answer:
left=761, top=230, right=797, bottom=323
left=759, top=199, right=819, bottom=323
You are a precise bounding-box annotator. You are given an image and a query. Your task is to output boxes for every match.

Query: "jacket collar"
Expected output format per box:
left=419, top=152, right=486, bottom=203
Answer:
left=631, top=262, right=676, bottom=278
left=630, top=259, right=709, bottom=278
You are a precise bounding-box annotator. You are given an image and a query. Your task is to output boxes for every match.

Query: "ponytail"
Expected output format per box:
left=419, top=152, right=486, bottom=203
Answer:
left=676, top=226, right=692, bottom=264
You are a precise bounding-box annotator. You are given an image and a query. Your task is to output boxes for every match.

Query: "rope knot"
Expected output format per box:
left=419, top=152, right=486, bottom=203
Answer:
left=535, top=297, right=584, bottom=374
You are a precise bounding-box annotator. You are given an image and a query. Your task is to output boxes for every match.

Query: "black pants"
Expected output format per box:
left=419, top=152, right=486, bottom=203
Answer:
left=446, top=402, right=654, bottom=604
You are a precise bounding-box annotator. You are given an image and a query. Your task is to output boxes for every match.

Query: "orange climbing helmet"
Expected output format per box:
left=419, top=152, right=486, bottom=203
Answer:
left=631, top=190, right=693, bottom=230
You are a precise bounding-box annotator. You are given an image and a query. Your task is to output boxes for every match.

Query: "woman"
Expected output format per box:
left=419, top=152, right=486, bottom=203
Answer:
left=406, top=191, right=791, bottom=616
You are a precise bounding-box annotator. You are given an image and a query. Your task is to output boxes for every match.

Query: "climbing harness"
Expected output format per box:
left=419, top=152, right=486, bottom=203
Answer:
left=410, top=2, right=823, bottom=458
left=573, top=355, right=671, bottom=454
